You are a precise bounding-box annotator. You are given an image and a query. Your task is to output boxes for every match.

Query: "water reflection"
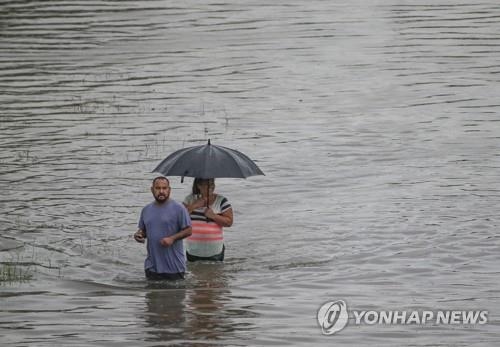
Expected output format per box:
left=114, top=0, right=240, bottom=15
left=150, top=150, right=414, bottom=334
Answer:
left=143, top=262, right=239, bottom=345
left=144, top=287, right=188, bottom=342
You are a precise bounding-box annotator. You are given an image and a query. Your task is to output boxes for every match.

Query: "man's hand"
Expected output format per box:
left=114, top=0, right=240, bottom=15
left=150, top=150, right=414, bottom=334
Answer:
left=160, top=227, right=192, bottom=247
left=134, top=230, right=146, bottom=243
left=160, top=236, right=175, bottom=247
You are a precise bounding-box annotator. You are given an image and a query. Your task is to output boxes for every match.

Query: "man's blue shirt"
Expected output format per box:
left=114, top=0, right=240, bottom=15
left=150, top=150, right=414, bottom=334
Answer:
left=138, top=199, right=191, bottom=274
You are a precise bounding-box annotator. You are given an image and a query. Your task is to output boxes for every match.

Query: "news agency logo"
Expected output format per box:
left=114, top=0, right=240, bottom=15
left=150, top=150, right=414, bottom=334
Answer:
left=317, top=299, right=489, bottom=335
left=317, top=300, right=349, bottom=335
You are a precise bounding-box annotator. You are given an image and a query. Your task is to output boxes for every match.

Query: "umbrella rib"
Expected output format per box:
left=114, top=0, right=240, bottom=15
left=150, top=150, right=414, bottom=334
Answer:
left=224, top=149, right=247, bottom=178
left=203, top=145, right=212, bottom=178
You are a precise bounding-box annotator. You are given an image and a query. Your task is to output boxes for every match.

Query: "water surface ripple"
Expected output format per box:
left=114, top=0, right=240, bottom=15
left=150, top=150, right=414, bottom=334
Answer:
left=1, top=1, right=499, bottom=346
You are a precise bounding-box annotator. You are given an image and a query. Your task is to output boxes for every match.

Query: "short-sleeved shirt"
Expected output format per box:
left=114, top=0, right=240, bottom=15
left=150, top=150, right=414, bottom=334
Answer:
left=138, top=199, right=191, bottom=274
left=183, top=194, right=232, bottom=257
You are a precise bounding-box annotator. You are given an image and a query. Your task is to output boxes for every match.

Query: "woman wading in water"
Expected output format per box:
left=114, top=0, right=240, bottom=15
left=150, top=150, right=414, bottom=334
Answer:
left=183, top=178, right=233, bottom=262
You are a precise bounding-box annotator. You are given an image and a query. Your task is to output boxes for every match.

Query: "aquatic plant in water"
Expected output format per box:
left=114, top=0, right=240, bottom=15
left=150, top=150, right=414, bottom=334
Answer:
left=0, top=262, right=33, bottom=284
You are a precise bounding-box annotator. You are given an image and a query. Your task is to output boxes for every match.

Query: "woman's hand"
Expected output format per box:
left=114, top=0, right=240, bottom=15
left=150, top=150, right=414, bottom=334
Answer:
left=193, top=197, right=207, bottom=209
left=184, top=197, right=207, bottom=214
left=205, top=208, right=233, bottom=227
left=204, top=207, right=217, bottom=220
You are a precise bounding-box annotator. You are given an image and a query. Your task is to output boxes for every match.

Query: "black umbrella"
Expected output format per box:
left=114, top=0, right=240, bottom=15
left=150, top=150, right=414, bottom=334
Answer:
left=152, top=140, right=264, bottom=204
left=153, top=139, right=264, bottom=179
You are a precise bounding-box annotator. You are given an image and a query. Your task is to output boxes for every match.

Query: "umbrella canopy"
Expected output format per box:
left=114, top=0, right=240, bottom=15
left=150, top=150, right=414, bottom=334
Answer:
left=152, top=139, right=264, bottom=179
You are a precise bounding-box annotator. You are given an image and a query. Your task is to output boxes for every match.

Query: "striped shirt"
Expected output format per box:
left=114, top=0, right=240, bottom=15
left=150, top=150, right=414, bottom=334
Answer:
left=183, top=194, right=232, bottom=257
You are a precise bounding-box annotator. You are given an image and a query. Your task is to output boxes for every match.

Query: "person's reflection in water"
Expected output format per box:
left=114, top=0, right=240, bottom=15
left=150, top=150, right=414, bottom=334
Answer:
left=145, top=262, right=234, bottom=346
left=144, top=282, right=188, bottom=343
left=184, top=262, right=232, bottom=343
left=143, top=262, right=236, bottom=344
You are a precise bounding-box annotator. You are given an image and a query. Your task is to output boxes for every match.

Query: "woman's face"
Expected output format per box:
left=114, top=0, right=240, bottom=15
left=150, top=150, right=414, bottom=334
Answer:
left=197, top=180, right=215, bottom=196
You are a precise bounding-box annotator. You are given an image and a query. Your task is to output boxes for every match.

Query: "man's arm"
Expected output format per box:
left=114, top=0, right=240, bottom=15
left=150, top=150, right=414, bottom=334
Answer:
left=160, top=226, right=192, bottom=247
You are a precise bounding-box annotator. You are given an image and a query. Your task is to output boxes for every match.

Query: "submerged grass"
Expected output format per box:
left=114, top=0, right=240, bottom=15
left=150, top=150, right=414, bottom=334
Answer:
left=0, top=262, right=34, bottom=284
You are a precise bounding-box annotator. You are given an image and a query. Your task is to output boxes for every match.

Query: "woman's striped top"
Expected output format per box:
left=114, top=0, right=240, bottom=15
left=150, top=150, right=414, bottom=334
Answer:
left=183, top=193, right=232, bottom=257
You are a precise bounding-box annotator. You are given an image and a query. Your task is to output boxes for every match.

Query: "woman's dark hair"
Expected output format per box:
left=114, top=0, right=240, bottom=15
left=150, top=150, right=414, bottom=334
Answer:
left=192, top=178, right=215, bottom=195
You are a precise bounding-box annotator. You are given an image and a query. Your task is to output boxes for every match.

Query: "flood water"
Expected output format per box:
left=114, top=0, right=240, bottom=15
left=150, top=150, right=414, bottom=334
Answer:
left=1, top=1, right=500, bottom=346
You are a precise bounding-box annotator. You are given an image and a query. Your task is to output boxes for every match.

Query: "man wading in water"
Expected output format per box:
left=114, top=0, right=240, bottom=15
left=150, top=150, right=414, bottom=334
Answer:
left=134, top=177, right=192, bottom=280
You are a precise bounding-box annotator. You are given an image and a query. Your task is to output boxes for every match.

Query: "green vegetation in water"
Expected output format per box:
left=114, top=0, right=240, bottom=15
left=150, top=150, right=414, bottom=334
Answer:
left=0, top=262, right=34, bottom=284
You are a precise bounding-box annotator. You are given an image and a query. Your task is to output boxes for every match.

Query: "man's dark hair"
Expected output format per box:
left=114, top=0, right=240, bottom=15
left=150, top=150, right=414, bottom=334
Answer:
left=152, top=176, right=170, bottom=186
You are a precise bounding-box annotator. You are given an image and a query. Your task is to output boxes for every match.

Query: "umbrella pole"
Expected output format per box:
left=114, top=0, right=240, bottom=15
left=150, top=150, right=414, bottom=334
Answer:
left=206, top=185, right=209, bottom=208
left=206, top=184, right=211, bottom=223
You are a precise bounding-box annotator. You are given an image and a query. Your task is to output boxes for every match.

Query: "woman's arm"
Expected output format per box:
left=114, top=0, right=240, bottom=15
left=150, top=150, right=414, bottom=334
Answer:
left=205, top=208, right=233, bottom=227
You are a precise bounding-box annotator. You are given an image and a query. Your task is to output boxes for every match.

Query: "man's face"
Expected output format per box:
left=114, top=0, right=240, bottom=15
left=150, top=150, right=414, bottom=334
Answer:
left=151, top=179, right=170, bottom=203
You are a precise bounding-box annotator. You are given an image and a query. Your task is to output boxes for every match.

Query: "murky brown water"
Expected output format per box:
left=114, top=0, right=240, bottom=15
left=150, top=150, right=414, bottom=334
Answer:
left=1, top=1, right=500, bottom=346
